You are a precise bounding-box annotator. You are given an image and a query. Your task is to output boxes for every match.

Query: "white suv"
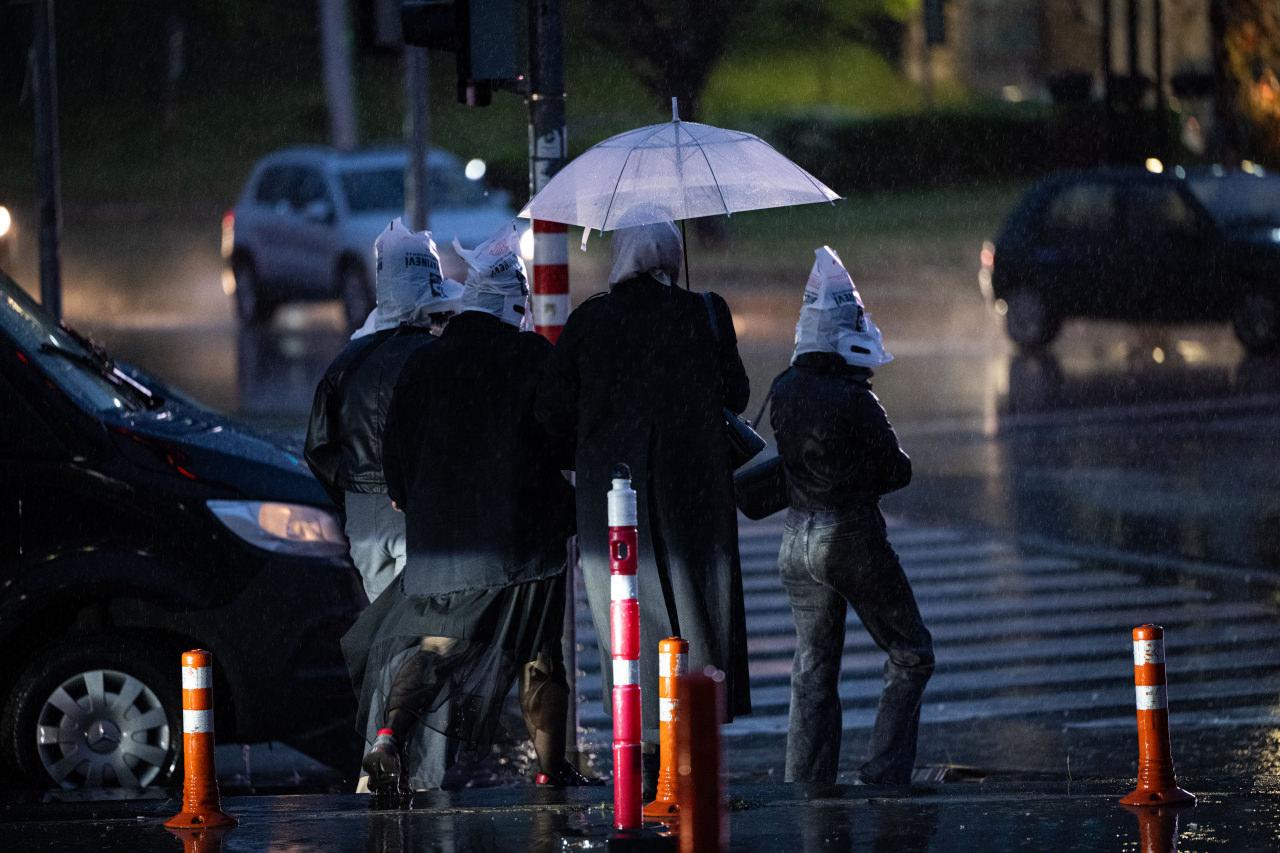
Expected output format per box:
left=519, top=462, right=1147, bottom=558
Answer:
left=222, top=146, right=526, bottom=327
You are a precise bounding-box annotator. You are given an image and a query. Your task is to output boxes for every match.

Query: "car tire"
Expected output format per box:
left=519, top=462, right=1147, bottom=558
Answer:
left=0, top=635, right=181, bottom=790
left=1004, top=288, right=1060, bottom=348
left=339, top=260, right=374, bottom=330
left=232, top=255, right=276, bottom=326
left=1232, top=289, right=1279, bottom=355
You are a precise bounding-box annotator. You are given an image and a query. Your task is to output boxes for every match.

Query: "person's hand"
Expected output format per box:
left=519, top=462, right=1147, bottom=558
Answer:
left=391, top=500, right=402, bottom=512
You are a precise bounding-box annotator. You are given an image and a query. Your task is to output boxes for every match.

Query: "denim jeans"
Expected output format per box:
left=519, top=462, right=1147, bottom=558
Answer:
left=779, top=506, right=934, bottom=785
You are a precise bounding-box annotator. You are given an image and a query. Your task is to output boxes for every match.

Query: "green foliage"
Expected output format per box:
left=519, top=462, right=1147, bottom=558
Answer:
left=759, top=104, right=1069, bottom=192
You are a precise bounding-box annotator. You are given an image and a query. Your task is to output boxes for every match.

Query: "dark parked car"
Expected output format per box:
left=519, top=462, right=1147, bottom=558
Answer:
left=980, top=166, right=1280, bottom=353
left=0, top=270, right=364, bottom=790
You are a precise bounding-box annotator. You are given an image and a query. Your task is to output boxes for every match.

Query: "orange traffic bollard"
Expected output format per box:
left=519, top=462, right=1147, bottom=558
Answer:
left=644, top=637, right=687, bottom=821
left=1120, top=625, right=1195, bottom=807
left=165, top=650, right=237, bottom=830
left=677, top=668, right=726, bottom=853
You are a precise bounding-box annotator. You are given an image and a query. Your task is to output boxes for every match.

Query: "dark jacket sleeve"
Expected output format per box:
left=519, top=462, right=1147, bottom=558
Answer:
left=303, top=369, right=345, bottom=507
left=382, top=368, right=414, bottom=511
left=709, top=292, right=750, bottom=414
left=533, top=309, right=583, bottom=447
left=852, top=389, right=912, bottom=495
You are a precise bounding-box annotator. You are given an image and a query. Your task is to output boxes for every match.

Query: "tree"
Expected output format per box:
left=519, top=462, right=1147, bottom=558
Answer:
left=1210, top=0, right=1280, bottom=165
left=584, top=1, right=919, bottom=119
left=583, top=0, right=752, bottom=121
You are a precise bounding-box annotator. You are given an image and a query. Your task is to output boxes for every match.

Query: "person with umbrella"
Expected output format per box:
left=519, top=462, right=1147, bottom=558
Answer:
left=535, top=218, right=752, bottom=793
left=769, top=247, right=933, bottom=788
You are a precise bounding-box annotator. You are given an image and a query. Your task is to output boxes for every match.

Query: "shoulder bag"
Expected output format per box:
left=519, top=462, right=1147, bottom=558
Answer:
left=700, top=292, right=767, bottom=469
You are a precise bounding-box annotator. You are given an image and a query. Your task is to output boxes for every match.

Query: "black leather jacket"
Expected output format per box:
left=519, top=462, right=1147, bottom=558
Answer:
left=304, top=325, right=438, bottom=505
left=769, top=352, right=911, bottom=512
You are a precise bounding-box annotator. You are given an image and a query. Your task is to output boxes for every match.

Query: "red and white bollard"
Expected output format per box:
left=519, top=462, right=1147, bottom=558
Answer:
left=608, top=464, right=642, bottom=831
left=532, top=220, right=569, bottom=343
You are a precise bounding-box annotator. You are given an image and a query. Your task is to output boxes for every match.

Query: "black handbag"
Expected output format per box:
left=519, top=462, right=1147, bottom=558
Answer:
left=701, top=293, right=766, bottom=469
left=734, top=452, right=788, bottom=520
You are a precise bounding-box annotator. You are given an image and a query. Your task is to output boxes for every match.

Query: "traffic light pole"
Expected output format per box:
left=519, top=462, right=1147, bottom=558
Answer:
left=527, top=0, right=577, bottom=767
left=31, top=0, right=63, bottom=321
left=404, top=45, right=431, bottom=232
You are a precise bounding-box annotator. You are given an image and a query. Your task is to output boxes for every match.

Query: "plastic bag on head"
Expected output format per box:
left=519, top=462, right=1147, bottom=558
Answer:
left=372, top=218, right=458, bottom=330
left=453, top=221, right=530, bottom=328
left=792, top=246, right=892, bottom=368
left=608, top=219, right=682, bottom=288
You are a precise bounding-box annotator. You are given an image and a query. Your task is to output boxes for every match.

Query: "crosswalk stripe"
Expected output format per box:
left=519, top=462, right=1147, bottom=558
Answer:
left=575, top=620, right=1280, bottom=687
left=741, top=569, right=1134, bottom=598
left=567, top=518, right=1280, bottom=740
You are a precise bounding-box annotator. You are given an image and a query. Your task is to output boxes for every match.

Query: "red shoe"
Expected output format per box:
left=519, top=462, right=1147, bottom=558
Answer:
left=535, top=761, right=605, bottom=788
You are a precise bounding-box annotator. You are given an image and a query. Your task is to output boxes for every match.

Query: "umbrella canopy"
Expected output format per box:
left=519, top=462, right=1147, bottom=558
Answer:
left=519, top=108, right=840, bottom=234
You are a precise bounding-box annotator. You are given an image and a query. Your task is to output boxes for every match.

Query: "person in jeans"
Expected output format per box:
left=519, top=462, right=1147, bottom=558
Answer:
left=770, top=247, right=933, bottom=787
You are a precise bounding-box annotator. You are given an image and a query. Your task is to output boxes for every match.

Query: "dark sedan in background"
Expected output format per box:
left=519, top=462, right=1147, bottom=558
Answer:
left=981, top=166, right=1280, bottom=352
left=0, top=270, right=364, bottom=790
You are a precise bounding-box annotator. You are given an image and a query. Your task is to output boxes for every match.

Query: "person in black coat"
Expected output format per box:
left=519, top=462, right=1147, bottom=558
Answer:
left=304, top=219, right=462, bottom=602
left=770, top=247, right=933, bottom=787
left=342, top=223, right=593, bottom=793
left=535, top=221, right=752, bottom=785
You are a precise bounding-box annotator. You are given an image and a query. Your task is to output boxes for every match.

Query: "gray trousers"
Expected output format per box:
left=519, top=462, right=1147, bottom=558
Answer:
left=344, top=490, right=454, bottom=789
left=779, top=506, right=934, bottom=785
left=344, top=490, right=407, bottom=603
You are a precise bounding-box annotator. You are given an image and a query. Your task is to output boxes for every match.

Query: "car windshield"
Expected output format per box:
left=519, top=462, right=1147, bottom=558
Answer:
left=1, top=270, right=147, bottom=414
left=340, top=164, right=489, bottom=213
left=1187, top=174, right=1280, bottom=227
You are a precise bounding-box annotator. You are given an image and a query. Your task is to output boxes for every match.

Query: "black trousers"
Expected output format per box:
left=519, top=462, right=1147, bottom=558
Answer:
left=778, top=505, right=934, bottom=784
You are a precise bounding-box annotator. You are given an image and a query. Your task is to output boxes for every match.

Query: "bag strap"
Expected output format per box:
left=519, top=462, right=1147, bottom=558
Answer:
left=700, top=291, right=720, bottom=343
left=704, top=291, right=778, bottom=427
left=752, top=384, right=775, bottom=429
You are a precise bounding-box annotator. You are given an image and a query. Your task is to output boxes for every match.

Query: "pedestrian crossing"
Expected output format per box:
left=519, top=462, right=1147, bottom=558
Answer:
left=568, top=515, right=1280, bottom=743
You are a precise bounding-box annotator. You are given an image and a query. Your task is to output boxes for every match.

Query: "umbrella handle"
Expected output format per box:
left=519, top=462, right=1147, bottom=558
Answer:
left=680, top=219, right=691, bottom=291
left=671, top=97, right=679, bottom=122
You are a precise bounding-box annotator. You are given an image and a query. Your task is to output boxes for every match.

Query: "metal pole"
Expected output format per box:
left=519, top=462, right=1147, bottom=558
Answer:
left=528, top=0, right=576, bottom=769
left=318, top=0, right=358, bottom=151
left=1126, top=0, right=1140, bottom=111
left=31, top=0, right=63, bottom=321
left=1152, top=0, right=1167, bottom=159
left=404, top=47, right=431, bottom=231
left=1101, top=0, right=1115, bottom=162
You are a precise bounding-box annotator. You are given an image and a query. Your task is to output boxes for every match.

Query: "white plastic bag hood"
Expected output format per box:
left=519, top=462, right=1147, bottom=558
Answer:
left=792, top=246, right=892, bottom=369
left=354, top=218, right=462, bottom=339
left=453, top=221, right=530, bottom=328
left=608, top=220, right=683, bottom=288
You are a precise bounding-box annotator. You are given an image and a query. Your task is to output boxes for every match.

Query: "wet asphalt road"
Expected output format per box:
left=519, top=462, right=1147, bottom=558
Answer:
left=5, top=205, right=1279, bottom=791
left=4, top=783, right=1280, bottom=852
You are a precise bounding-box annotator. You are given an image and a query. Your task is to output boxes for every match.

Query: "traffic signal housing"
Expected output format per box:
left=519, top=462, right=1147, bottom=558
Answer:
left=400, top=0, right=518, bottom=106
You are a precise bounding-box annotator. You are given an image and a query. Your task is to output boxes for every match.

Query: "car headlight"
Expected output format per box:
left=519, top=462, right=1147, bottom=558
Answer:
left=207, top=500, right=347, bottom=557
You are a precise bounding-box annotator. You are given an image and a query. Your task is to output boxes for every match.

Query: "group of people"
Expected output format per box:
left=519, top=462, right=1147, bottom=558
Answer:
left=304, top=215, right=934, bottom=797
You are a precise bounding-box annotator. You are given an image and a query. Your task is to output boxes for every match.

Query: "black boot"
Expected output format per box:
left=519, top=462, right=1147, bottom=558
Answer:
left=641, top=749, right=660, bottom=802
left=362, top=728, right=407, bottom=799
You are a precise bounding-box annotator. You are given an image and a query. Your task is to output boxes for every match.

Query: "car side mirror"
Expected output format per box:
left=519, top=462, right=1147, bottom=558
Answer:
left=302, top=199, right=334, bottom=224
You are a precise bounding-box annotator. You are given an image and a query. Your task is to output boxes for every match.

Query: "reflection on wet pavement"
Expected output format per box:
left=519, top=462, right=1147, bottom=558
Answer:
left=5, top=784, right=1280, bottom=852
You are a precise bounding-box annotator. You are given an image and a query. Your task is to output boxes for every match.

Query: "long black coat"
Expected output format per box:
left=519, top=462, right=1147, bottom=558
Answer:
left=536, top=274, right=752, bottom=733
left=384, top=312, right=575, bottom=596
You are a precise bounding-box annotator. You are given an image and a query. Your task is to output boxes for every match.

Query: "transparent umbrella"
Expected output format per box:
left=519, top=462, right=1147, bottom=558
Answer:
left=519, top=99, right=841, bottom=267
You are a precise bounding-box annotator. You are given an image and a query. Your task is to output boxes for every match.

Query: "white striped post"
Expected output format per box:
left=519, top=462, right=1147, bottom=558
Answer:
left=166, top=650, right=236, bottom=829
left=1120, top=625, right=1195, bottom=806
left=532, top=220, right=569, bottom=343
left=608, top=464, right=642, bottom=831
